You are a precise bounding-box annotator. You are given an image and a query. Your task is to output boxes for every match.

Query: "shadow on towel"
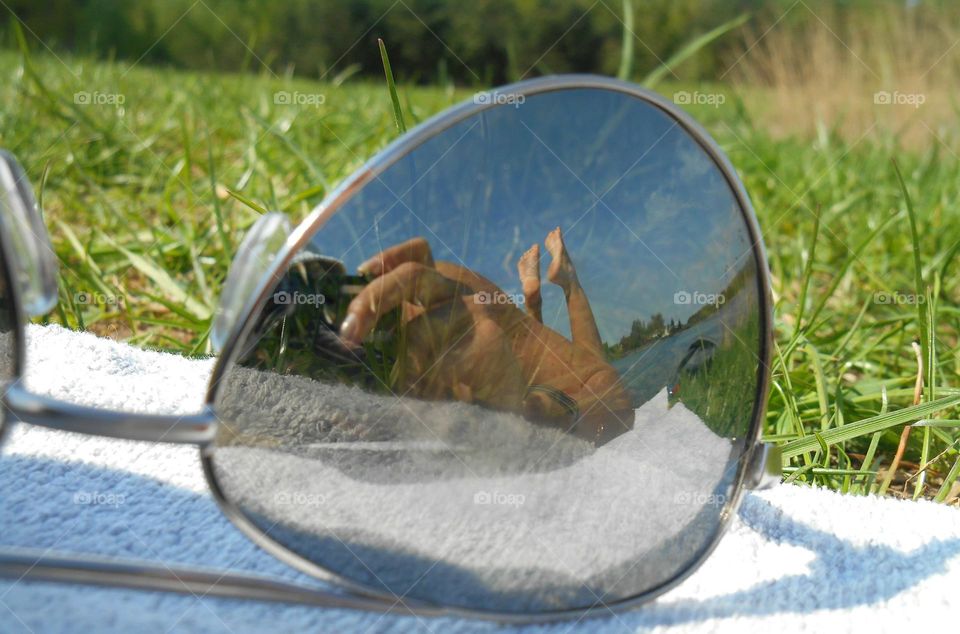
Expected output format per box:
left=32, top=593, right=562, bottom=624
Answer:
left=633, top=493, right=960, bottom=626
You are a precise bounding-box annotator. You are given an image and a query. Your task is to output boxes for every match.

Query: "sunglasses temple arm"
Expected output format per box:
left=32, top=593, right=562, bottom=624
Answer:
left=2, top=383, right=216, bottom=445
left=2, top=380, right=786, bottom=486
left=3, top=379, right=784, bottom=486
left=0, top=547, right=419, bottom=615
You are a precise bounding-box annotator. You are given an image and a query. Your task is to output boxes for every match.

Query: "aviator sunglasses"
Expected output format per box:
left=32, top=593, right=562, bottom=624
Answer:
left=0, top=75, right=781, bottom=622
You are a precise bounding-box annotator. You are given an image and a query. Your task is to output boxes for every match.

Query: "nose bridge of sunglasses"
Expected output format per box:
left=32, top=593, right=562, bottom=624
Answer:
left=0, top=150, right=59, bottom=317
left=211, top=211, right=292, bottom=353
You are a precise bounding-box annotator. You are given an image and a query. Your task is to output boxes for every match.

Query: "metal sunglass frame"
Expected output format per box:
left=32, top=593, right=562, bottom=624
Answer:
left=0, top=74, right=780, bottom=623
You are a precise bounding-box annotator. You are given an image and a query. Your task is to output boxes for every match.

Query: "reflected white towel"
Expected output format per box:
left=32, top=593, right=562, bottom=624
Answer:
left=1, top=324, right=958, bottom=633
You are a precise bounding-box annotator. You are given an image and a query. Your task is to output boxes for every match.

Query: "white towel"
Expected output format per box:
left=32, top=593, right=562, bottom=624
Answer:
left=1, top=324, right=958, bottom=633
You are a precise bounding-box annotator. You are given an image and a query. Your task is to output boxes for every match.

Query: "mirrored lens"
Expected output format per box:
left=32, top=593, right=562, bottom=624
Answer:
left=210, top=83, right=767, bottom=614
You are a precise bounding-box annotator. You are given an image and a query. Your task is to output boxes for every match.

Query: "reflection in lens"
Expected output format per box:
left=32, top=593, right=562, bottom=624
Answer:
left=210, top=84, right=765, bottom=613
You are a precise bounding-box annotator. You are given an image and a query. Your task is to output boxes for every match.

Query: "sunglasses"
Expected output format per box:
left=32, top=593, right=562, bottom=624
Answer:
left=0, top=75, right=780, bottom=622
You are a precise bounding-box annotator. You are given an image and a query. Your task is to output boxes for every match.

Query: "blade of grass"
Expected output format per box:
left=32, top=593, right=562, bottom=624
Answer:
left=642, top=13, right=749, bottom=88
left=913, top=419, right=960, bottom=427
left=858, top=431, right=883, bottom=494
left=783, top=462, right=816, bottom=484
left=616, top=0, right=635, bottom=80
left=814, top=430, right=830, bottom=467
left=780, top=393, right=960, bottom=458
left=934, top=454, right=960, bottom=502
left=915, top=283, right=939, bottom=498
left=857, top=384, right=888, bottom=495
left=207, top=134, right=233, bottom=259
left=894, top=160, right=931, bottom=400
left=281, top=183, right=326, bottom=212
left=793, top=205, right=822, bottom=339
left=895, top=160, right=935, bottom=498
left=378, top=39, right=407, bottom=134
left=783, top=467, right=875, bottom=476
left=225, top=188, right=268, bottom=215
left=806, top=341, right=831, bottom=432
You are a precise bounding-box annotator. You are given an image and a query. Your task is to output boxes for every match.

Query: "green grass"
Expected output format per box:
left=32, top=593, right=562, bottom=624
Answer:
left=1, top=46, right=462, bottom=351
left=4, top=45, right=960, bottom=503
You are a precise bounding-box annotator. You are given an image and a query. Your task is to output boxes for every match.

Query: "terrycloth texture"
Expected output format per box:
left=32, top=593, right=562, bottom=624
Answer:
left=0, top=324, right=958, bottom=633
left=211, top=364, right=737, bottom=612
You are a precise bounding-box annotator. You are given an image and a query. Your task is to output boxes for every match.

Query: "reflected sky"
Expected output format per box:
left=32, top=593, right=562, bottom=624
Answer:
left=309, top=89, right=753, bottom=344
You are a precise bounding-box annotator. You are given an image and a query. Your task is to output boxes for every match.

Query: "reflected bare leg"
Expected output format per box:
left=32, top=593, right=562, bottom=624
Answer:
left=545, top=227, right=603, bottom=357
left=517, top=243, right=543, bottom=323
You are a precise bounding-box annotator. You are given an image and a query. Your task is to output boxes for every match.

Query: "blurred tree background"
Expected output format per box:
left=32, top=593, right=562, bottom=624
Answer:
left=0, top=0, right=946, bottom=85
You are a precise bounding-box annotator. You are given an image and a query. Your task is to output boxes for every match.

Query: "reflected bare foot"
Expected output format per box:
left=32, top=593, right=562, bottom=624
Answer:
left=517, top=243, right=542, bottom=322
left=545, top=227, right=577, bottom=293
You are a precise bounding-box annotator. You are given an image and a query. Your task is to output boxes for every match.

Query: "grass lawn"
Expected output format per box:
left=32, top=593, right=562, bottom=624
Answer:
left=3, top=46, right=960, bottom=503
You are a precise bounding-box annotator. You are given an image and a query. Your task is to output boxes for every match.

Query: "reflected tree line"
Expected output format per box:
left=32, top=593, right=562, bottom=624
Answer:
left=605, top=314, right=684, bottom=358
left=604, top=264, right=754, bottom=359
